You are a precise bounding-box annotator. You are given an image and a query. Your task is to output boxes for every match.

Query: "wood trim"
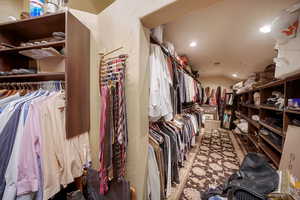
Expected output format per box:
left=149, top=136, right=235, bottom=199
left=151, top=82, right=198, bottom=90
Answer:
left=65, top=11, right=90, bottom=138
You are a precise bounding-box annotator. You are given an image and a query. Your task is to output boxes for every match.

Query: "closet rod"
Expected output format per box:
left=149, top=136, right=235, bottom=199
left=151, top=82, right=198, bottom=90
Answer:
left=150, top=36, right=201, bottom=85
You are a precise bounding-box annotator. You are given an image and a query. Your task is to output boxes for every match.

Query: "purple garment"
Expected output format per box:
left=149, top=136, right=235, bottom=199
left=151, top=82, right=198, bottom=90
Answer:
left=17, top=98, right=46, bottom=197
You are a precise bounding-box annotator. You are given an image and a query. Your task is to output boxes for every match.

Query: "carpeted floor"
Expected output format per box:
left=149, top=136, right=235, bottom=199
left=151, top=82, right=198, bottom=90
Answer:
left=179, top=130, right=241, bottom=200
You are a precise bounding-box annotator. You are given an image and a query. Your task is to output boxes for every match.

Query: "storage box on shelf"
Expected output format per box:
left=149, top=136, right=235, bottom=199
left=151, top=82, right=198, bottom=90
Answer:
left=0, top=11, right=90, bottom=138
left=234, top=73, right=300, bottom=168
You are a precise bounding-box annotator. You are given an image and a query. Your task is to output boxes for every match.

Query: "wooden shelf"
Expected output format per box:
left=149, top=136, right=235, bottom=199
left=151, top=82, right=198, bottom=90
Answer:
left=285, top=109, right=300, bottom=115
left=257, top=79, right=285, bottom=90
left=245, top=104, right=260, bottom=109
left=247, top=134, right=260, bottom=150
left=236, top=88, right=260, bottom=95
left=259, top=142, right=280, bottom=167
left=260, top=105, right=283, bottom=112
left=260, top=134, right=282, bottom=153
left=0, top=12, right=65, bottom=27
left=0, top=41, right=65, bottom=54
left=259, top=121, right=283, bottom=136
left=248, top=118, right=260, bottom=129
left=0, top=12, right=65, bottom=41
left=0, top=72, right=65, bottom=81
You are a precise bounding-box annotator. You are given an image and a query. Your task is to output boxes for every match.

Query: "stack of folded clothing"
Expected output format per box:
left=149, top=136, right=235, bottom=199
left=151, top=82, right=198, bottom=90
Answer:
left=291, top=119, right=300, bottom=127
left=236, top=73, right=260, bottom=94
left=260, top=128, right=283, bottom=148
left=234, top=119, right=248, bottom=134
left=252, top=115, right=260, bottom=121
left=51, top=32, right=65, bottom=41
left=0, top=68, right=37, bottom=76
left=265, top=91, right=284, bottom=109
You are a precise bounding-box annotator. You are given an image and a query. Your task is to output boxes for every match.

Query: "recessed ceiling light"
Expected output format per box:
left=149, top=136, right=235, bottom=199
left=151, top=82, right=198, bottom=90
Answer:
left=189, top=41, right=197, bottom=47
left=259, top=25, right=271, bottom=33
left=232, top=73, right=238, bottom=77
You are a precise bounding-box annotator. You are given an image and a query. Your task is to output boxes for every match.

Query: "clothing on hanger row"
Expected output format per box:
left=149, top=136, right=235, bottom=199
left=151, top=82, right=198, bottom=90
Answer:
left=0, top=81, right=91, bottom=200
left=148, top=108, right=202, bottom=200
left=149, top=44, right=202, bottom=122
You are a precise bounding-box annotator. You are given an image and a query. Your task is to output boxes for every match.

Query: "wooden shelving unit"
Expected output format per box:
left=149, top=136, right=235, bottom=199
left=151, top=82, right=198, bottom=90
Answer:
left=260, top=105, right=283, bottom=112
left=245, top=104, right=260, bottom=109
left=234, top=76, right=300, bottom=168
left=0, top=11, right=90, bottom=138
left=0, top=72, right=65, bottom=81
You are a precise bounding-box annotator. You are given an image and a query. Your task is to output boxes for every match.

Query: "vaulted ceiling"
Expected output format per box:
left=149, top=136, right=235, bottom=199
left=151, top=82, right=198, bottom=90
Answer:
left=164, top=0, right=299, bottom=80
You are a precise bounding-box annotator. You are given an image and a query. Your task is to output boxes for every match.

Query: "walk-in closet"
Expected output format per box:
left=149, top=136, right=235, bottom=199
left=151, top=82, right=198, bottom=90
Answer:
left=145, top=0, right=300, bottom=200
left=0, top=0, right=300, bottom=200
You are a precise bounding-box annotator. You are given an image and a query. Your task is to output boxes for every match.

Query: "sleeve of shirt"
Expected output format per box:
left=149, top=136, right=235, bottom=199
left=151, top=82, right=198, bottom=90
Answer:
left=17, top=105, right=39, bottom=195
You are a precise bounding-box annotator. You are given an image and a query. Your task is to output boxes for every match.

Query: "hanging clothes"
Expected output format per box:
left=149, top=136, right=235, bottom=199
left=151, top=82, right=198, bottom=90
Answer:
left=149, top=44, right=173, bottom=121
left=0, top=81, right=91, bottom=200
left=148, top=109, right=202, bottom=198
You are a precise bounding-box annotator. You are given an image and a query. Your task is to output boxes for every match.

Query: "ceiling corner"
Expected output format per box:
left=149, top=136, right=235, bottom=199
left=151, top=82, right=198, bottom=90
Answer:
left=68, top=0, right=115, bottom=14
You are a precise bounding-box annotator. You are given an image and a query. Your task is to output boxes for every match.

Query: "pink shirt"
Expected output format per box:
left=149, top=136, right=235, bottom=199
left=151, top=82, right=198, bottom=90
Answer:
left=16, top=95, right=53, bottom=195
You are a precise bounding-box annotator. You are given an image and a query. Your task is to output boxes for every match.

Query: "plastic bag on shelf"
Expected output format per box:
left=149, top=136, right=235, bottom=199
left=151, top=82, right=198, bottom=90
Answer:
left=271, top=7, right=300, bottom=45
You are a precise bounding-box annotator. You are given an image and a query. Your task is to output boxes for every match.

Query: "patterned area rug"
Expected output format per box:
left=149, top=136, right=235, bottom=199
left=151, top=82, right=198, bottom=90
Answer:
left=180, top=130, right=241, bottom=200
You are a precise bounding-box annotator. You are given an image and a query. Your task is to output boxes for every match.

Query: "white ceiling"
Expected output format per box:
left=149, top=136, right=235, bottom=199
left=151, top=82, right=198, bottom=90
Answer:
left=164, top=0, right=300, bottom=80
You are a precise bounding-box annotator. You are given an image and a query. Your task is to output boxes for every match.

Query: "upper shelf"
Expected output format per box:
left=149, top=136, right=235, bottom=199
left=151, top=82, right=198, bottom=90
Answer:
left=0, top=12, right=65, bottom=42
left=0, top=72, right=65, bottom=81
left=256, top=79, right=285, bottom=90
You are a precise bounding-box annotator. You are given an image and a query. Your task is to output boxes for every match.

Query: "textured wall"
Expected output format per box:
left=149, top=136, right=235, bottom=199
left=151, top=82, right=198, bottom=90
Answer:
left=199, top=75, right=235, bottom=89
left=0, top=0, right=23, bottom=23
left=96, top=1, right=175, bottom=199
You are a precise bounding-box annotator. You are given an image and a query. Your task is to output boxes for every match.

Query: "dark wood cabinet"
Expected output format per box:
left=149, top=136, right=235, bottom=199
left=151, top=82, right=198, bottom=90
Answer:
left=0, top=11, right=90, bottom=138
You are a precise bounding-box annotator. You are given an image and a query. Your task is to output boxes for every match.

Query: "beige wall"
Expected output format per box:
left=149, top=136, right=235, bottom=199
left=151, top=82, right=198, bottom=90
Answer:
left=96, top=1, right=174, bottom=199
left=0, top=0, right=23, bottom=23
left=199, top=75, right=235, bottom=89
left=96, top=1, right=223, bottom=199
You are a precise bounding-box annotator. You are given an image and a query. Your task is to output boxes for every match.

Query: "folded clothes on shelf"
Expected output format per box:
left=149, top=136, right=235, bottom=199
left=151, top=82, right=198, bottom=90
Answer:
left=236, top=119, right=248, bottom=133
left=0, top=68, right=37, bottom=76
left=265, top=91, right=284, bottom=109
left=291, top=119, right=300, bottom=127
left=252, top=115, right=260, bottom=121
